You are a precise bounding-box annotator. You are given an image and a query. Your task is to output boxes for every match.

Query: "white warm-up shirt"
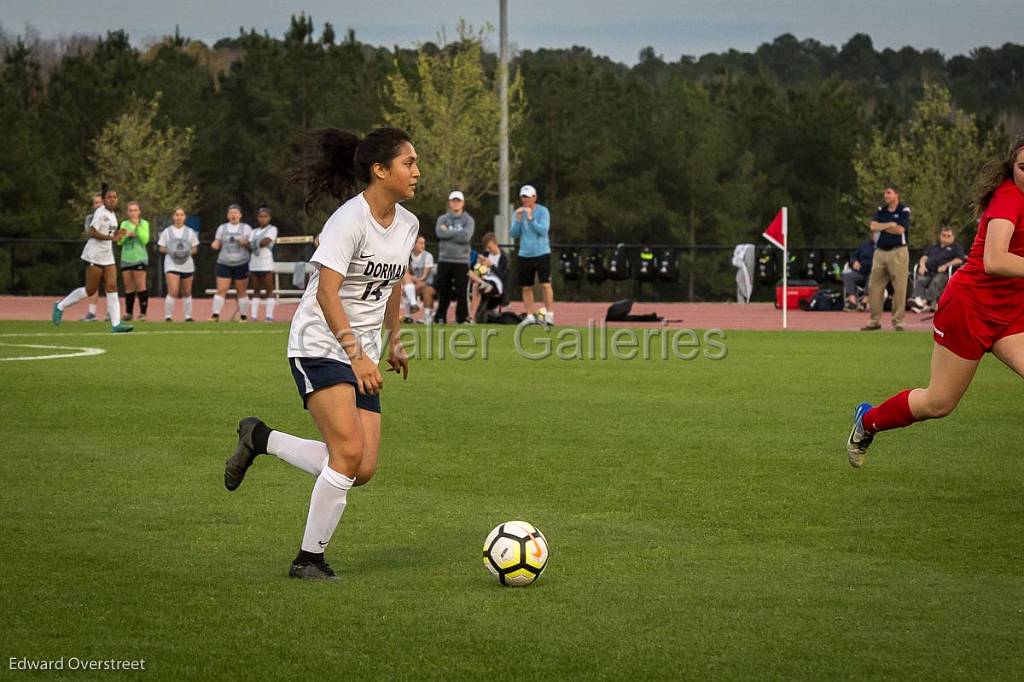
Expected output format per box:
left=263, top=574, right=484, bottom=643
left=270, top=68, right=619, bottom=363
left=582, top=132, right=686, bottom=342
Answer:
left=250, top=224, right=279, bottom=272
left=409, top=249, right=435, bottom=284
left=81, top=206, right=118, bottom=266
left=287, top=193, right=419, bottom=364
left=158, top=226, right=201, bottom=274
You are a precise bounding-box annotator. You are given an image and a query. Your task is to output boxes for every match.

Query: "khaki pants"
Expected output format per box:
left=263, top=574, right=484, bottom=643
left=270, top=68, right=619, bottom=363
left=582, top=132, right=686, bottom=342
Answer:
left=869, top=246, right=909, bottom=325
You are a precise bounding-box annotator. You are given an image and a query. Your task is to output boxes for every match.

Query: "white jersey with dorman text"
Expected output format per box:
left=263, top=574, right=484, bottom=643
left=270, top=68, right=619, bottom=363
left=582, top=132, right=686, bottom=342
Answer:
left=81, top=206, right=118, bottom=266
left=287, top=193, right=419, bottom=364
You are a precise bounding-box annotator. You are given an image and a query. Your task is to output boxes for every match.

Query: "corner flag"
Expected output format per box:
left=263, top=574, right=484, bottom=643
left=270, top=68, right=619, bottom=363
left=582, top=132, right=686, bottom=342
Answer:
left=762, top=209, right=786, bottom=250
left=762, top=207, right=789, bottom=329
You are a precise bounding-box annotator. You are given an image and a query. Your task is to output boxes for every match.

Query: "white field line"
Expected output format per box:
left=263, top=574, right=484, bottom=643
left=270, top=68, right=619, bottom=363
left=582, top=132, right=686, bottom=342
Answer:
left=0, top=343, right=107, bottom=361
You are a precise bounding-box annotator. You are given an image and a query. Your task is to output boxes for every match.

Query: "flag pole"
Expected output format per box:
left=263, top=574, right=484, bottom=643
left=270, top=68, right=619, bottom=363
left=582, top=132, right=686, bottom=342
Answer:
left=782, top=206, right=788, bottom=330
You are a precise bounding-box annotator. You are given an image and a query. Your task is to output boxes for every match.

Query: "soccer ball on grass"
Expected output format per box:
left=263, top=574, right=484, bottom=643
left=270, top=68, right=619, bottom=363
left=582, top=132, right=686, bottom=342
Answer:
left=482, top=520, right=549, bottom=586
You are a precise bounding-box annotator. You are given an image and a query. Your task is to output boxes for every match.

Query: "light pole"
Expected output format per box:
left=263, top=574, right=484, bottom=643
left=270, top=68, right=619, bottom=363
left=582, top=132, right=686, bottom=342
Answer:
left=497, top=0, right=510, bottom=244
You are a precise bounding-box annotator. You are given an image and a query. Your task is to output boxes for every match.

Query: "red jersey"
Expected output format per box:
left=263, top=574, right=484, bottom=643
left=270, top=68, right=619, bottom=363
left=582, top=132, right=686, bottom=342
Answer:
left=951, top=179, right=1024, bottom=318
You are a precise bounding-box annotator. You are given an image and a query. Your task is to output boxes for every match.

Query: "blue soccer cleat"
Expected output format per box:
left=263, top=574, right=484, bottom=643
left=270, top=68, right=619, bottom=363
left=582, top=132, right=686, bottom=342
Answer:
left=846, top=402, right=874, bottom=468
left=110, top=322, right=134, bottom=333
left=51, top=302, right=63, bottom=326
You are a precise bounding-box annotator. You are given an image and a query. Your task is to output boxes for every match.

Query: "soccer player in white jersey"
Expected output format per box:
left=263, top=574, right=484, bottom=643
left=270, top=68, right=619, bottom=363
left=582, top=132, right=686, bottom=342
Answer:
left=249, top=207, right=279, bottom=322
left=210, top=205, right=253, bottom=322
left=224, top=127, right=419, bottom=581
left=158, top=207, right=200, bottom=321
left=51, top=184, right=133, bottom=333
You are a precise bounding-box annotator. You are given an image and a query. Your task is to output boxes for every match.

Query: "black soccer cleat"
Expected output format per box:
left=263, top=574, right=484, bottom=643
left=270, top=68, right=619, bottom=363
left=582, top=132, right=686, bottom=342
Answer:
left=224, top=417, right=264, bottom=491
left=288, top=561, right=340, bottom=581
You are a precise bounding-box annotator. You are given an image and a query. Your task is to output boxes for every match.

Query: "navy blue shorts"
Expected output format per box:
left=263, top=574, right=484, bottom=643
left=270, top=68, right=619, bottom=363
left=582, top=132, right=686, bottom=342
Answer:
left=289, top=357, right=382, bottom=413
left=216, top=263, right=250, bottom=280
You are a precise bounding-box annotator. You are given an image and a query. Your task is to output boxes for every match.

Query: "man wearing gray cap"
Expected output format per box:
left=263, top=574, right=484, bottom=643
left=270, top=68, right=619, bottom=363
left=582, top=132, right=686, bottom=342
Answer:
left=433, top=190, right=475, bottom=323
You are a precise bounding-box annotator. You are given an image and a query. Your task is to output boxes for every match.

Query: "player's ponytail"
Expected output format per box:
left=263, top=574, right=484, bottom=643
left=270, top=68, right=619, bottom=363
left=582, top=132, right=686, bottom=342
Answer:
left=290, top=126, right=411, bottom=215
left=100, top=182, right=115, bottom=199
left=972, top=133, right=1024, bottom=216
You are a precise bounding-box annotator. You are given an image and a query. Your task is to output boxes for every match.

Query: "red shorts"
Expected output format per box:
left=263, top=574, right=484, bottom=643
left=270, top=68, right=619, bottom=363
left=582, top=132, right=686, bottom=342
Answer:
left=932, top=281, right=1024, bottom=360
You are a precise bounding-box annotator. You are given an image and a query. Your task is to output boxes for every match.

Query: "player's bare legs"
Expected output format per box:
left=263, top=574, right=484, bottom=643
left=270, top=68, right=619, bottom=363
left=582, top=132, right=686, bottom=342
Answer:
left=211, top=277, right=231, bottom=321
left=848, top=343, right=979, bottom=467
left=78, top=265, right=101, bottom=297
left=907, top=344, right=981, bottom=419
left=354, top=410, right=381, bottom=486
left=232, top=276, right=250, bottom=321
left=992, top=332, right=1024, bottom=378
left=284, top=384, right=364, bottom=579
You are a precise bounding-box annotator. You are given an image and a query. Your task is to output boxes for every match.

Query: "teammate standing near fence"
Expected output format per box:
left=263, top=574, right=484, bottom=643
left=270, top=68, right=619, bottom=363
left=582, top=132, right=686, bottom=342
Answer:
left=51, top=185, right=133, bottom=333
left=159, top=207, right=200, bottom=321
left=223, top=127, right=418, bottom=581
left=210, top=204, right=253, bottom=322
left=118, top=201, right=150, bottom=321
left=81, top=194, right=104, bottom=321
left=249, top=207, right=279, bottom=323
left=847, top=135, right=1024, bottom=467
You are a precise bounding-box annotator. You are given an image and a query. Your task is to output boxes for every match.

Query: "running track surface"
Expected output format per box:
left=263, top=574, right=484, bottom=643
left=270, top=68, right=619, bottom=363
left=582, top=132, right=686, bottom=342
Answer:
left=0, top=296, right=933, bottom=332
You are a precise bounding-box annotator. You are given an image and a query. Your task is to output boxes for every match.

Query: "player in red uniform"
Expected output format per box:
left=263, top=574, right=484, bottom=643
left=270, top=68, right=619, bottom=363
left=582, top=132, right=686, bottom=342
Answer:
left=847, top=135, right=1024, bottom=467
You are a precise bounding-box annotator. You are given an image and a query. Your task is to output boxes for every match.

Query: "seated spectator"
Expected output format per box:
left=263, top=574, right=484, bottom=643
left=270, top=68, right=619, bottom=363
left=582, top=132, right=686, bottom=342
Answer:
left=402, top=235, right=435, bottom=321
left=842, top=238, right=875, bottom=311
left=910, top=227, right=966, bottom=312
left=469, top=232, right=509, bottom=321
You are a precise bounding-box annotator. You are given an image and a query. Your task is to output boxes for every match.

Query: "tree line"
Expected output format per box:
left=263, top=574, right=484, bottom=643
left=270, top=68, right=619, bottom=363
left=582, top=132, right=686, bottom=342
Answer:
left=0, top=14, right=1020, bottom=295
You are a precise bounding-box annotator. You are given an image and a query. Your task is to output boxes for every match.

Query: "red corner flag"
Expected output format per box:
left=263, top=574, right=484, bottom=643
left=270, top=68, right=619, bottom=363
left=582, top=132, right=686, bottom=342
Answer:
left=762, top=209, right=786, bottom=250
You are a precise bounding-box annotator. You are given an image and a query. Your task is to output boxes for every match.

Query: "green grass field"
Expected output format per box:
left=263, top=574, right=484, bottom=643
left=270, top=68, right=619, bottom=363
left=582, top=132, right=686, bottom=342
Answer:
left=1, top=321, right=1021, bottom=679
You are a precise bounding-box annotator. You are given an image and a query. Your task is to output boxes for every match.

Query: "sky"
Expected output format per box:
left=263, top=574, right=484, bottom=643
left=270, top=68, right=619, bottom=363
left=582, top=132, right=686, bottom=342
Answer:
left=2, top=0, right=1021, bottom=64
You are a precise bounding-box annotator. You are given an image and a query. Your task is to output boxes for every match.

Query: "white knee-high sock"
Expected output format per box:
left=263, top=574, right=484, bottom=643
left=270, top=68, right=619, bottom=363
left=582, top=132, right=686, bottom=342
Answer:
left=268, top=431, right=328, bottom=477
left=251, top=298, right=260, bottom=319
left=88, top=303, right=97, bottom=315
left=212, top=295, right=225, bottom=315
left=184, top=297, right=193, bottom=318
left=300, top=466, right=355, bottom=553
left=403, top=283, right=417, bottom=307
left=106, top=292, right=121, bottom=326
left=239, top=297, right=250, bottom=318
left=164, top=296, right=175, bottom=320
left=265, top=297, right=276, bottom=320
left=58, top=287, right=88, bottom=311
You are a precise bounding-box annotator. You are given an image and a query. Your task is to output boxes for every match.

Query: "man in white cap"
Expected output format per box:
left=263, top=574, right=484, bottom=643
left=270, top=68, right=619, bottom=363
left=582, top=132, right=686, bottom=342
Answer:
left=511, top=184, right=554, bottom=324
left=434, top=190, right=475, bottom=323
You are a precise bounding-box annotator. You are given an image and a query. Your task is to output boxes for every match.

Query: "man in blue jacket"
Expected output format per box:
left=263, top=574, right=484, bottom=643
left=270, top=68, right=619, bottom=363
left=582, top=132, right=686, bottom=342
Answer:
left=511, top=184, right=554, bottom=325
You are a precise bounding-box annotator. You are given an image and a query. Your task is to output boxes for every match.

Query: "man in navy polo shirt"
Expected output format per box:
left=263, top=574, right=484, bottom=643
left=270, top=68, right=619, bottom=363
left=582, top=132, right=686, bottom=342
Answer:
left=910, top=226, right=966, bottom=312
left=863, top=185, right=911, bottom=331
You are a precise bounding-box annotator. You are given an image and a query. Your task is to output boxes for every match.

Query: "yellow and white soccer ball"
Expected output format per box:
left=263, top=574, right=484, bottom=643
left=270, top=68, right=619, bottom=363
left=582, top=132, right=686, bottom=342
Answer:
left=482, top=520, right=549, bottom=586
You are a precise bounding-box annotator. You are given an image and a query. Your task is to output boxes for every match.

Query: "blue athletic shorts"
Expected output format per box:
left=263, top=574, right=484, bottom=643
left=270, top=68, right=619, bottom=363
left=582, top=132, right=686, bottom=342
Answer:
left=289, top=357, right=382, bottom=413
left=216, top=262, right=249, bottom=280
